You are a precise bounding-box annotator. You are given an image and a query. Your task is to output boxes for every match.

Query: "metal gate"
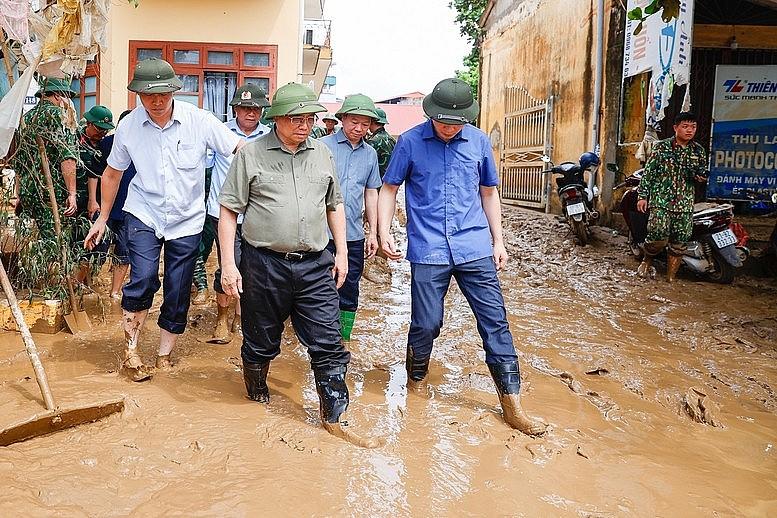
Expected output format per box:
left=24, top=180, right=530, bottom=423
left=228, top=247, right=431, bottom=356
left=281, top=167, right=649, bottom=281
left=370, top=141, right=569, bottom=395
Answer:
left=500, top=86, right=553, bottom=209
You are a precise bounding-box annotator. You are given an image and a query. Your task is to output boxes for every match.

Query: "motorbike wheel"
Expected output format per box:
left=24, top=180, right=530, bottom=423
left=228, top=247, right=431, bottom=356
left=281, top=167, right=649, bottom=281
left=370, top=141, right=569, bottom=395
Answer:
left=572, top=219, right=588, bottom=246
left=706, top=248, right=736, bottom=284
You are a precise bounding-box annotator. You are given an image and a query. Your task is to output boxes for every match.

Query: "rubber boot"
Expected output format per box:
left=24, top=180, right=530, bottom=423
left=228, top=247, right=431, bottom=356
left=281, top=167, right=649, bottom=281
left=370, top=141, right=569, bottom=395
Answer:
left=314, top=366, right=382, bottom=448
left=405, top=346, right=430, bottom=390
left=488, top=362, right=548, bottom=437
left=339, top=310, right=356, bottom=341
left=243, top=361, right=270, bottom=403
left=209, top=305, right=232, bottom=344
left=230, top=307, right=242, bottom=335
left=636, top=255, right=654, bottom=278
left=666, top=252, right=683, bottom=283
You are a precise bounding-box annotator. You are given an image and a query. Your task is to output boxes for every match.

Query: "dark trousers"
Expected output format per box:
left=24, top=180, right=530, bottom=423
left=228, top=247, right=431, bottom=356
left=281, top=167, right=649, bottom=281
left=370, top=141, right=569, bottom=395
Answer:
left=209, top=215, right=242, bottom=295
left=121, top=213, right=200, bottom=334
left=107, top=217, right=129, bottom=265
left=408, top=257, right=518, bottom=364
left=325, top=239, right=364, bottom=312
left=240, top=244, right=350, bottom=370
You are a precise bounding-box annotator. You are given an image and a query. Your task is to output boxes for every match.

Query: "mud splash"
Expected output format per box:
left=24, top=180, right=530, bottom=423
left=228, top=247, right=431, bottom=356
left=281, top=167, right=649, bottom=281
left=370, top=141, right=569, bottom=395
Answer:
left=1, top=207, right=776, bottom=516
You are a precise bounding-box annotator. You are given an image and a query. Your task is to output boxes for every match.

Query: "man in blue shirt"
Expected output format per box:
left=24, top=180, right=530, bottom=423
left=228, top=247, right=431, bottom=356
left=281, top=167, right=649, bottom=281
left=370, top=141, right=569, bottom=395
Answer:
left=205, top=83, right=270, bottom=343
left=321, top=94, right=382, bottom=341
left=378, top=78, right=546, bottom=436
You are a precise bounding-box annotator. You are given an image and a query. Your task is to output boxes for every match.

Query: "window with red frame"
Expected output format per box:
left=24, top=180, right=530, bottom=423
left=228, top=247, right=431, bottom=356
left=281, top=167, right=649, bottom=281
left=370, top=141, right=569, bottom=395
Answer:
left=128, top=41, right=277, bottom=121
left=71, top=58, right=99, bottom=118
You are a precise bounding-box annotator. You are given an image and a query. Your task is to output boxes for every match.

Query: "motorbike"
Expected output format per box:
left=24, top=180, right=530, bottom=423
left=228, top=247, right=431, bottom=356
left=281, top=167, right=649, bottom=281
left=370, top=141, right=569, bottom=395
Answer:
left=611, top=164, right=750, bottom=284
left=542, top=152, right=600, bottom=246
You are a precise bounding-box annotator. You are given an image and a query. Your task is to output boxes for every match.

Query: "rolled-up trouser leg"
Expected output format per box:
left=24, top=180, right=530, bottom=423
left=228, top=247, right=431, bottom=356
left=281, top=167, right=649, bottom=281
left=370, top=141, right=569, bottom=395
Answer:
left=239, top=244, right=293, bottom=364
left=121, top=214, right=163, bottom=313
left=289, top=249, right=351, bottom=371
left=158, top=231, right=201, bottom=334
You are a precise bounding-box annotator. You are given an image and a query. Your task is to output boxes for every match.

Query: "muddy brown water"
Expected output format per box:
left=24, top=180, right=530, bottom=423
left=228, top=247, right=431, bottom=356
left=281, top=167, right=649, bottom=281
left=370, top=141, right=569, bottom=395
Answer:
left=1, top=207, right=776, bottom=516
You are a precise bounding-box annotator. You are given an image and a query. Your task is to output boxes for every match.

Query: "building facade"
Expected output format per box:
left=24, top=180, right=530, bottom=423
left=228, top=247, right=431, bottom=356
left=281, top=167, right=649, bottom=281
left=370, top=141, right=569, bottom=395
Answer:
left=78, top=0, right=332, bottom=121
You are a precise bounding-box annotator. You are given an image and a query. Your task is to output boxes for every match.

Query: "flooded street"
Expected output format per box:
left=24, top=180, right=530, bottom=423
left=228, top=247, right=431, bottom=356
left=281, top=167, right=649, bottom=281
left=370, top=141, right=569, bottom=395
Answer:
left=1, top=206, right=776, bottom=516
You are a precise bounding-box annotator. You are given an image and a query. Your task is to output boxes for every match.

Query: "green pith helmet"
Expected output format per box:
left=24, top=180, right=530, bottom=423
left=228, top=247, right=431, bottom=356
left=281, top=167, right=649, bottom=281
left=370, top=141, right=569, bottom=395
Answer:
left=374, top=107, right=388, bottom=125
left=127, top=58, right=183, bottom=94
left=35, top=77, right=76, bottom=98
left=336, top=93, right=378, bottom=120
left=322, top=112, right=338, bottom=123
left=84, top=105, right=115, bottom=130
left=263, top=82, right=326, bottom=119
left=423, top=78, right=479, bottom=124
left=230, top=83, right=270, bottom=108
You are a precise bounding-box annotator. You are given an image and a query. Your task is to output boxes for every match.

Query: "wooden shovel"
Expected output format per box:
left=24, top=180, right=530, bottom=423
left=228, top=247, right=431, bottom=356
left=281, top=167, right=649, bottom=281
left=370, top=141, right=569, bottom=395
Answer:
left=35, top=135, right=92, bottom=334
left=0, top=258, right=123, bottom=446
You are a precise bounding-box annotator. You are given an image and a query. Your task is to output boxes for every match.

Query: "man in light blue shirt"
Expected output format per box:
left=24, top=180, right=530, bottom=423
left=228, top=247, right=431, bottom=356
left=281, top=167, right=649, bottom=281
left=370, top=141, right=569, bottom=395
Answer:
left=320, top=94, right=382, bottom=341
left=205, top=84, right=270, bottom=343
left=85, top=59, right=244, bottom=381
left=378, top=78, right=546, bottom=436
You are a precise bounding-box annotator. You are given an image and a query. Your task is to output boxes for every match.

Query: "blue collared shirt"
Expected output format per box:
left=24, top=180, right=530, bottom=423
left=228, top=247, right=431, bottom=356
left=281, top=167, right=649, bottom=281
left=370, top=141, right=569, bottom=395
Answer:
left=320, top=129, right=381, bottom=241
left=107, top=102, right=241, bottom=240
left=383, top=120, right=499, bottom=265
left=206, top=118, right=270, bottom=222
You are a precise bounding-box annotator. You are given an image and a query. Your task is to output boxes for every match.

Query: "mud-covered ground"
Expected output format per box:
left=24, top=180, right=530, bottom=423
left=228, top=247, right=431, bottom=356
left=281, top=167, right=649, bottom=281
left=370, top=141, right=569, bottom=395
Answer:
left=1, top=207, right=776, bottom=517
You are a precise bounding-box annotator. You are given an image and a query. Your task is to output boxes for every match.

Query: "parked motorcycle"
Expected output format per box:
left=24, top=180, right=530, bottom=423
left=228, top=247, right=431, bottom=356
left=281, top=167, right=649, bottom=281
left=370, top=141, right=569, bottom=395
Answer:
left=610, top=164, right=750, bottom=284
left=542, top=152, right=600, bottom=245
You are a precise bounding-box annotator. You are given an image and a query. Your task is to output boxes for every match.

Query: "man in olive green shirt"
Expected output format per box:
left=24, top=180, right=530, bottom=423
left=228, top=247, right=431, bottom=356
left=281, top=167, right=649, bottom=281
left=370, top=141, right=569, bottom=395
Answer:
left=218, top=83, right=378, bottom=447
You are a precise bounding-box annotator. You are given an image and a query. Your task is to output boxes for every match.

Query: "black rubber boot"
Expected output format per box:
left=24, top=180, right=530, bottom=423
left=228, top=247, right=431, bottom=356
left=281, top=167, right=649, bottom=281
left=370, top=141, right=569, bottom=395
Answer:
left=488, top=361, right=521, bottom=396
left=406, top=346, right=430, bottom=383
left=314, top=366, right=349, bottom=424
left=243, top=361, right=270, bottom=403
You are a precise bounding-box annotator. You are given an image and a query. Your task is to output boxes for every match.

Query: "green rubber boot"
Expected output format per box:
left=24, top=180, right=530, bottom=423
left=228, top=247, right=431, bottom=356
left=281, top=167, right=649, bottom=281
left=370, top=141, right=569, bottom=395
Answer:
left=339, top=310, right=356, bottom=341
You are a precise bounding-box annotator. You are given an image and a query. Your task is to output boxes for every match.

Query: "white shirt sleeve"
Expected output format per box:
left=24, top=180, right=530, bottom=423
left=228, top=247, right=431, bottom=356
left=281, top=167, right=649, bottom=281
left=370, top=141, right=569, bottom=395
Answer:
left=203, top=112, right=241, bottom=157
left=106, top=123, right=132, bottom=171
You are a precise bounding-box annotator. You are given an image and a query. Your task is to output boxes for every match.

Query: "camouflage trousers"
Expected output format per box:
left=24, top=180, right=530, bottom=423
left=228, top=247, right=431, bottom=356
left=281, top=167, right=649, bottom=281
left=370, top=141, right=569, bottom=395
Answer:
left=645, top=208, right=692, bottom=255
left=192, top=216, right=216, bottom=291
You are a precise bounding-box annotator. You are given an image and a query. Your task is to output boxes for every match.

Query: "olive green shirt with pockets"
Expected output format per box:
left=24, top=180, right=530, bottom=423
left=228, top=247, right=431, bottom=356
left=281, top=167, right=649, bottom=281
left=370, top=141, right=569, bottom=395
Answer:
left=219, top=129, right=343, bottom=253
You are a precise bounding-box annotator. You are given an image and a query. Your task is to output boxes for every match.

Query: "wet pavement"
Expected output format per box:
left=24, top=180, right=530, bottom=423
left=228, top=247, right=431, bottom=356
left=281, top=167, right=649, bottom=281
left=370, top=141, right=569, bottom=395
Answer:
left=1, top=206, right=776, bottom=516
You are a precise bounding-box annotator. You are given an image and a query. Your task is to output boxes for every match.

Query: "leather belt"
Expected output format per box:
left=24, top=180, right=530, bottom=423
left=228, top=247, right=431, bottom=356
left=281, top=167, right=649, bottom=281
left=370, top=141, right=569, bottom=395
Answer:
left=259, top=248, right=322, bottom=261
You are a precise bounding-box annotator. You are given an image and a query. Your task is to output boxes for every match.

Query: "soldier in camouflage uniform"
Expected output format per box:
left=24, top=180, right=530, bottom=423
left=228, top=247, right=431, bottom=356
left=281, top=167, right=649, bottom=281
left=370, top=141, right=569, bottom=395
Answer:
left=77, top=105, right=115, bottom=282
left=12, top=78, right=79, bottom=239
left=636, top=112, right=708, bottom=282
left=367, top=107, right=395, bottom=178
left=311, top=112, right=338, bottom=138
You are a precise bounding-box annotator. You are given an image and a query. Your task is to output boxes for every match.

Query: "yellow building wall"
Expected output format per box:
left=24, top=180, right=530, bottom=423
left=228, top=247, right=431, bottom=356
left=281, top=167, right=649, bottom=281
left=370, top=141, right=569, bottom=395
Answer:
left=100, top=0, right=301, bottom=114
left=479, top=0, right=618, bottom=213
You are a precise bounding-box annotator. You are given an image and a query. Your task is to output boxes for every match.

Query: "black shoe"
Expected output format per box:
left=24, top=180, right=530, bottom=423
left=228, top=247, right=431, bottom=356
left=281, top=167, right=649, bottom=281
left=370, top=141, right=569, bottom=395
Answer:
left=243, top=361, right=270, bottom=403
left=487, top=361, right=522, bottom=397
left=314, top=366, right=349, bottom=424
left=406, top=346, right=430, bottom=383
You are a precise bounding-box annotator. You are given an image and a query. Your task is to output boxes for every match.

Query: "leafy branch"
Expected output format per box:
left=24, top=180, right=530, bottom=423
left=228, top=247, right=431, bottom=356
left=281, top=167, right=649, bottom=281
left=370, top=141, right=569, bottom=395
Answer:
left=627, top=0, right=680, bottom=35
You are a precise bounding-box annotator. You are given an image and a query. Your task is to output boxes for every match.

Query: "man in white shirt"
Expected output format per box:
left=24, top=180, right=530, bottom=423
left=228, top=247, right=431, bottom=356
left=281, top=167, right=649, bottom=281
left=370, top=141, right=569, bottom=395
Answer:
left=85, top=58, right=244, bottom=381
left=205, top=83, right=270, bottom=343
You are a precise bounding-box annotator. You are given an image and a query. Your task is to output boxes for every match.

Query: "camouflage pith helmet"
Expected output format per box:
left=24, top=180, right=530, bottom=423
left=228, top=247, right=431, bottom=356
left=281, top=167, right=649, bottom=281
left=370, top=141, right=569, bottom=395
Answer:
left=35, top=77, right=76, bottom=98
left=263, top=82, right=327, bottom=119
left=230, top=83, right=270, bottom=108
left=374, top=107, right=388, bottom=125
left=336, top=93, right=378, bottom=120
left=84, top=105, right=115, bottom=130
left=322, top=112, right=338, bottom=123
left=423, top=78, right=479, bottom=124
left=127, top=58, right=182, bottom=94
